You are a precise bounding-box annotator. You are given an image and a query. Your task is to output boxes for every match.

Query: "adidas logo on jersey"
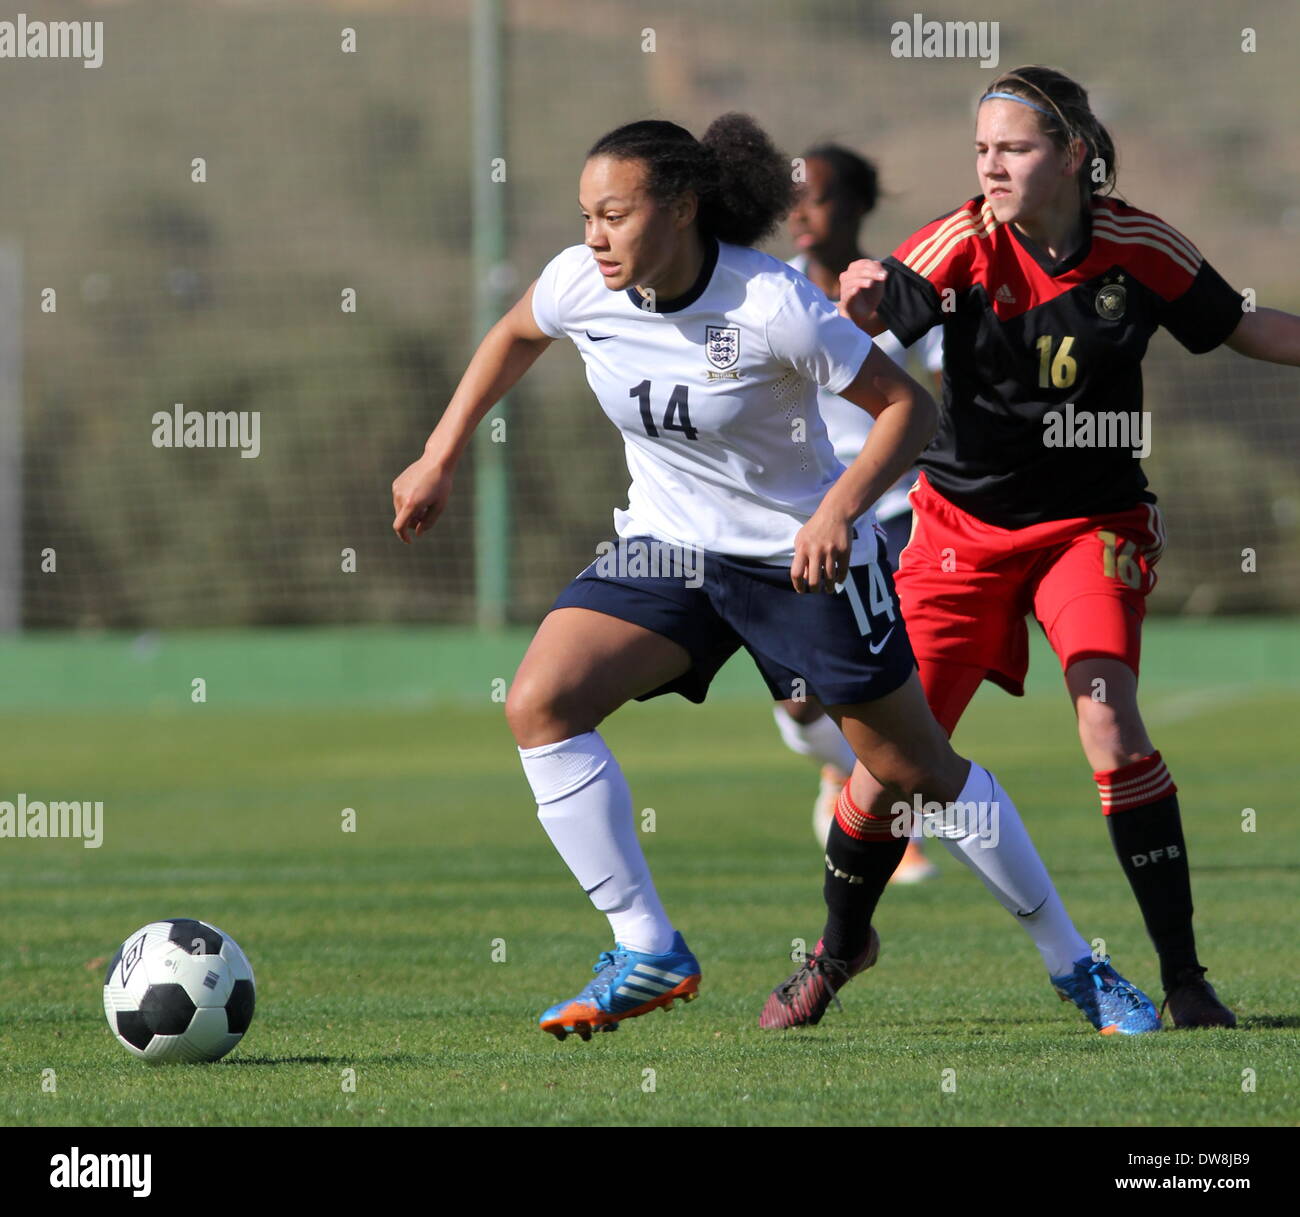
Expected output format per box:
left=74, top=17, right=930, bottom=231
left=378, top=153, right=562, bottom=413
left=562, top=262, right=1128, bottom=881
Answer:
left=994, top=284, right=1017, bottom=304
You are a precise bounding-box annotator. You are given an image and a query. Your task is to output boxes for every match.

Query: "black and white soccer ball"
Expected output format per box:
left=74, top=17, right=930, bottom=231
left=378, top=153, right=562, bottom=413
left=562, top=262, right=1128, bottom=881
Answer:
left=102, top=918, right=256, bottom=1063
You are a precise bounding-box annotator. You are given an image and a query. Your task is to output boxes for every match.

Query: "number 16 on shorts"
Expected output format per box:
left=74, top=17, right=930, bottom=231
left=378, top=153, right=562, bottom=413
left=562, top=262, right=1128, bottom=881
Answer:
left=841, top=561, right=898, bottom=654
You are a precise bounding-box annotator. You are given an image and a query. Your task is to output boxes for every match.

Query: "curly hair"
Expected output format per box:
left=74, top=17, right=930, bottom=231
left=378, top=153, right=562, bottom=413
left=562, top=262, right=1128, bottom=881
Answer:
left=587, top=113, right=795, bottom=246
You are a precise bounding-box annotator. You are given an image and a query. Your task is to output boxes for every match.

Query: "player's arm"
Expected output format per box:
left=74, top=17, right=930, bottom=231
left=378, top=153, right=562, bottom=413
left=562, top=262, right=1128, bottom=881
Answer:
left=1156, top=233, right=1300, bottom=367
left=793, top=346, right=937, bottom=593
left=392, top=283, right=554, bottom=543
left=1223, top=307, right=1300, bottom=366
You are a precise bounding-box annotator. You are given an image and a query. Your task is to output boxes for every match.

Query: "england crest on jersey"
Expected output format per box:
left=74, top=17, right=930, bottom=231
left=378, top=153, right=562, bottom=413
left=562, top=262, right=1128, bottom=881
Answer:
left=705, top=325, right=740, bottom=372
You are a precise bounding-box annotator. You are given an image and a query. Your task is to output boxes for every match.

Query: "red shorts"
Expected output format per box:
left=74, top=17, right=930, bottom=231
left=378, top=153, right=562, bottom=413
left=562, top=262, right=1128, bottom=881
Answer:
left=895, top=473, right=1166, bottom=696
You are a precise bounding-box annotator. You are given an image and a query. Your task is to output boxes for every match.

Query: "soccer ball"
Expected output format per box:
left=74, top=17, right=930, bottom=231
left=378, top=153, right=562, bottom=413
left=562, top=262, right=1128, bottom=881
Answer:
left=102, top=918, right=255, bottom=1063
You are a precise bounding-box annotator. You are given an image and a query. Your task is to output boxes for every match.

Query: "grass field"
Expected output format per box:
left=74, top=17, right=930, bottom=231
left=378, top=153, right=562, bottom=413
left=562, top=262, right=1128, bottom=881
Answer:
left=1, top=623, right=1297, bottom=1127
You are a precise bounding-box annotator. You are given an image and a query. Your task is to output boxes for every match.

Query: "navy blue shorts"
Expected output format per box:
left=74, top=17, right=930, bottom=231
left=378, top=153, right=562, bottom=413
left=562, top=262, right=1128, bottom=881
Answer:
left=551, top=534, right=916, bottom=706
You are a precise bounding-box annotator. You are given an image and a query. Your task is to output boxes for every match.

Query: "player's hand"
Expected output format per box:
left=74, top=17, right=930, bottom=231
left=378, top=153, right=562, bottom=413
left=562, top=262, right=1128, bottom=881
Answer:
left=392, top=455, right=454, bottom=544
left=791, top=511, right=853, bottom=595
left=838, top=258, right=888, bottom=330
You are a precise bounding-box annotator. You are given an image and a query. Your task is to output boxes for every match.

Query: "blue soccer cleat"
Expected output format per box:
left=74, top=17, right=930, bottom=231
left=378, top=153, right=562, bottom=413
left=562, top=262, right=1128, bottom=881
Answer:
left=539, top=932, right=701, bottom=1041
left=1051, top=955, right=1162, bottom=1035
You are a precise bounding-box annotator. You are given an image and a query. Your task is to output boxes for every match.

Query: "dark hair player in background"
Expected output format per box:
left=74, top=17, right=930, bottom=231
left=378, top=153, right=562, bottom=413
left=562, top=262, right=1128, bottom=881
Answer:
left=785, top=65, right=1300, bottom=1029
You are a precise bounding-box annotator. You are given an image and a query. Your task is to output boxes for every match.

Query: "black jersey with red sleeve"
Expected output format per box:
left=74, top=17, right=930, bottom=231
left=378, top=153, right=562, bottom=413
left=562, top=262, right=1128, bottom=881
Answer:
left=878, top=195, right=1244, bottom=527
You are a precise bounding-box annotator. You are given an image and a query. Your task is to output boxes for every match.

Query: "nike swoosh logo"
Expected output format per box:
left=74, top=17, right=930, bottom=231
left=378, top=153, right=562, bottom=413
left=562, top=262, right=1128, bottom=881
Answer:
left=1016, top=896, right=1049, bottom=918
left=585, top=331, right=617, bottom=341
left=867, top=627, right=896, bottom=655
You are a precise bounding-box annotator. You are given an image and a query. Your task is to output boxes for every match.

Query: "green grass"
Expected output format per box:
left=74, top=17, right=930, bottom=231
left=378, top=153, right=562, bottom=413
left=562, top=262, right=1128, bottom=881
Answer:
left=1, top=627, right=1298, bottom=1126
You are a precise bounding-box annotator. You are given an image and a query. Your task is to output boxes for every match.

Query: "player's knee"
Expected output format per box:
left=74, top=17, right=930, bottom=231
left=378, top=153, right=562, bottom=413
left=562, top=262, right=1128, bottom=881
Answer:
left=849, top=769, right=897, bottom=819
left=867, top=742, right=968, bottom=808
left=850, top=761, right=926, bottom=817
left=780, top=697, right=825, bottom=726
left=873, top=782, right=914, bottom=823
left=505, top=676, right=584, bottom=748
left=503, top=678, right=542, bottom=744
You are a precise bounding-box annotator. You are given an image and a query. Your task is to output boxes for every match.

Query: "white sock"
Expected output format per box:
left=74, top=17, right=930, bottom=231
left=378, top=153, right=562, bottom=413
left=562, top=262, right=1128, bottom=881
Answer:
left=518, top=731, right=676, bottom=955
left=772, top=705, right=856, bottom=774
left=925, top=761, right=1091, bottom=977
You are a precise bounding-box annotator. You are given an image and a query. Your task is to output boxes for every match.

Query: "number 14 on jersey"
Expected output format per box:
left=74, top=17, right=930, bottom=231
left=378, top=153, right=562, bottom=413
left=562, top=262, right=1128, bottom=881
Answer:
left=630, top=380, right=698, bottom=440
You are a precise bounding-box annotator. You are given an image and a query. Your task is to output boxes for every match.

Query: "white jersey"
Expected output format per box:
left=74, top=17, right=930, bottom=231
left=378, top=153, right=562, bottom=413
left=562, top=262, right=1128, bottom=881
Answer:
left=788, top=253, right=943, bottom=520
left=532, top=239, right=876, bottom=565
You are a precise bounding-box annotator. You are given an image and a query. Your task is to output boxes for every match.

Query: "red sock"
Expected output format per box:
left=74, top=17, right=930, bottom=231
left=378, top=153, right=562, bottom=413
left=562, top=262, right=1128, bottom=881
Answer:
left=832, top=781, right=898, bottom=839
left=1094, top=751, right=1176, bottom=814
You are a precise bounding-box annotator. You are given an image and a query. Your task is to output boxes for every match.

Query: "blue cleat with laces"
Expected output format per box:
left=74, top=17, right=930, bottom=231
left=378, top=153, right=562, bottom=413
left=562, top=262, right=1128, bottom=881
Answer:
left=1051, top=955, right=1162, bottom=1035
left=539, top=932, right=701, bottom=1041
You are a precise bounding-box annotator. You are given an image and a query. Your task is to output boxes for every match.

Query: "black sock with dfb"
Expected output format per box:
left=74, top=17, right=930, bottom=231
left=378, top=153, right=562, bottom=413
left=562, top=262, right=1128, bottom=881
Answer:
left=1105, top=793, right=1199, bottom=991
left=821, top=784, right=907, bottom=961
